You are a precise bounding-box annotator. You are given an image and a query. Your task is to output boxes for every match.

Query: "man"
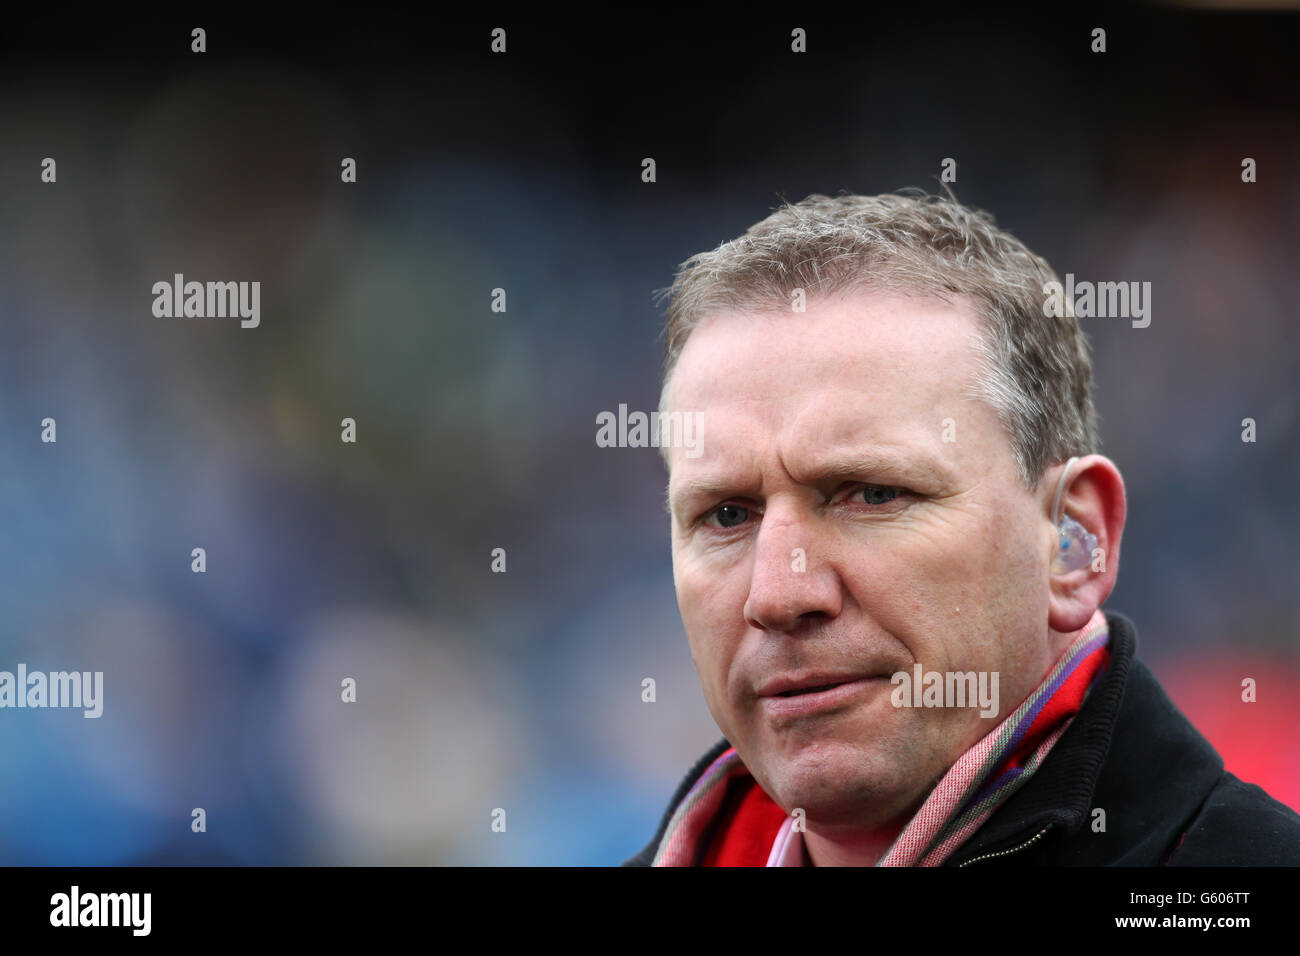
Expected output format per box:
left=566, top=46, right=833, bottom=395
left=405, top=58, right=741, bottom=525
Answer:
left=622, top=192, right=1300, bottom=866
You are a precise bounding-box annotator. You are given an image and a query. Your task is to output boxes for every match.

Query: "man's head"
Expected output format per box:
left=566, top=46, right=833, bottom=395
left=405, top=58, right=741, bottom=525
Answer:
left=657, top=192, right=1127, bottom=843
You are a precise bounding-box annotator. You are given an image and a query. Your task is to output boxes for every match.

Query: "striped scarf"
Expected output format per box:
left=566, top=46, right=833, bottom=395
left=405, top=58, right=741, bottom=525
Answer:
left=652, top=610, right=1111, bottom=866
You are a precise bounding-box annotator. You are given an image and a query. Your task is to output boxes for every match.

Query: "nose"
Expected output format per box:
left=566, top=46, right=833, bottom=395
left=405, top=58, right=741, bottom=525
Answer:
left=742, top=502, right=842, bottom=634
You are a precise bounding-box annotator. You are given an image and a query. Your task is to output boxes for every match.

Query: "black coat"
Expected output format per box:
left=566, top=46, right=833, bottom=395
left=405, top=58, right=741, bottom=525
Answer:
left=622, top=610, right=1300, bottom=866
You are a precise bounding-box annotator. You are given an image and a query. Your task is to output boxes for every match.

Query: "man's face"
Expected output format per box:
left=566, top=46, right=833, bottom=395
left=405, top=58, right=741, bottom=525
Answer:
left=664, top=291, right=1058, bottom=830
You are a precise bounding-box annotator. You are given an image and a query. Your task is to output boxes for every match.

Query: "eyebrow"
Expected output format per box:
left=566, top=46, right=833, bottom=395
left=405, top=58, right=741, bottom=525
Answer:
left=667, top=448, right=953, bottom=519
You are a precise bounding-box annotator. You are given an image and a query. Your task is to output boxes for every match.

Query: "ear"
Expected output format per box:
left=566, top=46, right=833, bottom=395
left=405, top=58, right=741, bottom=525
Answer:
left=1046, top=455, right=1127, bottom=634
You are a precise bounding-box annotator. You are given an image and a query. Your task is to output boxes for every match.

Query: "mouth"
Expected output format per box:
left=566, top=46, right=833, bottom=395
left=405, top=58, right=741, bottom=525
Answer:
left=758, top=672, right=877, bottom=698
left=775, top=682, right=848, bottom=697
left=759, top=676, right=886, bottom=720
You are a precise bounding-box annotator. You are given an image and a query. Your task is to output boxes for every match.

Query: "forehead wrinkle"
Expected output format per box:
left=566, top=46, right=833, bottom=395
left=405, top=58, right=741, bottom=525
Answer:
left=669, top=460, right=764, bottom=519
left=791, top=445, right=954, bottom=487
left=665, top=342, right=966, bottom=517
left=665, top=394, right=782, bottom=514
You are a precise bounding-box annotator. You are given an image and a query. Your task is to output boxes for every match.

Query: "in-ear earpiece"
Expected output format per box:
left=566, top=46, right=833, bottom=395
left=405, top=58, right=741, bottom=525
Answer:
left=1050, top=457, right=1098, bottom=574
left=1053, top=514, right=1098, bottom=574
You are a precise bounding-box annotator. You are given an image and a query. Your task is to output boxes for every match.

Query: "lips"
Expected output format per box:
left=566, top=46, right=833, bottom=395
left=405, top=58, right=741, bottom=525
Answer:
left=776, top=682, right=844, bottom=697
left=759, top=675, right=885, bottom=720
left=757, top=674, right=872, bottom=698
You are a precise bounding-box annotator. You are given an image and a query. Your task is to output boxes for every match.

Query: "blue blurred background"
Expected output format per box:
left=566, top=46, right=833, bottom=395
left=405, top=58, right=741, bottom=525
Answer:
left=0, top=5, right=1296, bottom=864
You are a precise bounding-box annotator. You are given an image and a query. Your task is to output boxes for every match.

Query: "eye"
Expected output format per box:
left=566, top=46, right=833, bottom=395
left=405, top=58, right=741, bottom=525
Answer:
left=699, top=485, right=907, bottom=531
left=850, top=485, right=902, bottom=506
left=703, top=503, right=752, bottom=530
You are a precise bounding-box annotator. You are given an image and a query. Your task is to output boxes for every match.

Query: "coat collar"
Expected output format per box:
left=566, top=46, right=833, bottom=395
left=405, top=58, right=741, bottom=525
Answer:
left=945, top=609, right=1223, bottom=865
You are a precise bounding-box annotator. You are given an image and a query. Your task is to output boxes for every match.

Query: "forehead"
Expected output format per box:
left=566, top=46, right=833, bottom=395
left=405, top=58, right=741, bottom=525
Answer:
left=663, top=292, right=993, bottom=494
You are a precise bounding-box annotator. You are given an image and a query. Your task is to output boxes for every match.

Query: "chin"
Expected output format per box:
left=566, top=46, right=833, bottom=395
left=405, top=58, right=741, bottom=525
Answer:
left=757, top=739, right=911, bottom=824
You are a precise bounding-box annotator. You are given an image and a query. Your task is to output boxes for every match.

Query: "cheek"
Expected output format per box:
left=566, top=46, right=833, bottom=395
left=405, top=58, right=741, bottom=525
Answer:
left=839, top=510, right=1036, bottom=665
left=675, top=555, right=745, bottom=688
left=842, top=528, right=973, bottom=617
left=974, top=509, right=1049, bottom=645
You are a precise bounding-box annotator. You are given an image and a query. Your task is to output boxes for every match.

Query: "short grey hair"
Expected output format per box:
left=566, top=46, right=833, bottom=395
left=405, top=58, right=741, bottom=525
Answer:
left=654, top=190, right=1100, bottom=492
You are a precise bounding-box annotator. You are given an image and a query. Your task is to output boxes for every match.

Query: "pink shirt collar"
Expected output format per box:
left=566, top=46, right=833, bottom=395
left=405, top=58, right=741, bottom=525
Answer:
left=766, top=814, right=809, bottom=866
